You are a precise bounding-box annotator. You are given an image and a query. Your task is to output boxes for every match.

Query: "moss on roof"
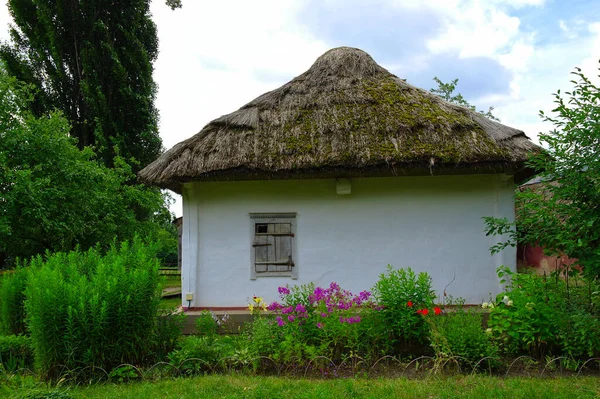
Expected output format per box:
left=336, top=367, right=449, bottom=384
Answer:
left=139, top=47, right=541, bottom=193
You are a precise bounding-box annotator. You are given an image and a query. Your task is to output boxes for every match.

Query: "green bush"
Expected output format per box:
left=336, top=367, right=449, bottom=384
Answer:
left=264, top=282, right=379, bottom=362
left=0, top=335, right=33, bottom=371
left=371, top=265, right=436, bottom=354
left=24, top=238, right=180, bottom=379
left=427, top=306, right=498, bottom=370
left=559, top=310, right=600, bottom=358
left=487, top=267, right=600, bottom=359
left=168, top=334, right=247, bottom=373
left=195, top=310, right=219, bottom=337
left=151, top=309, right=186, bottom=361
left=0, top=266, right=29, bottom=335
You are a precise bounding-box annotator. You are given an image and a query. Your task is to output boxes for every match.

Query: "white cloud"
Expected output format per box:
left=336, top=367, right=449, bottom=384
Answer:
left=151, top=1, right=329, bottom=151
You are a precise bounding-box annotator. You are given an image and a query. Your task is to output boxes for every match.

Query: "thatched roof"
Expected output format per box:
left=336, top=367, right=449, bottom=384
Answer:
left=140, top=47, right=541, bottom=193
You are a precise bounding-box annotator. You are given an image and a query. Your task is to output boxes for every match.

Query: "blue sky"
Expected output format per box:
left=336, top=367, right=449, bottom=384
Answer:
left=1, top=0, right=599, bottom=215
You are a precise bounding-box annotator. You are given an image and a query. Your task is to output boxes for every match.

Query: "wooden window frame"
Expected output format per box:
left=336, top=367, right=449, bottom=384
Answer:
left=249, top=213, right=298, bottom=280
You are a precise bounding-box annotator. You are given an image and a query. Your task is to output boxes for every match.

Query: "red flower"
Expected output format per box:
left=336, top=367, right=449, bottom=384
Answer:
left=434, top=307, right=442, bottom=315
left=420, top=309, right=429, bottom=316
left=407, top=301, right=413, bottom=308
left=416, top=309, right=422, bottom=314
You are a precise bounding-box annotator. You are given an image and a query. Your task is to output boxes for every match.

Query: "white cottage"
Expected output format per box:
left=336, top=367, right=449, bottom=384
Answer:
left=139, top=47, right=540, bottom=308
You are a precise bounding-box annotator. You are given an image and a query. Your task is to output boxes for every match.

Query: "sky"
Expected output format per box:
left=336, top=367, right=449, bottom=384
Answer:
left=1, top=0, right=599, bottom=216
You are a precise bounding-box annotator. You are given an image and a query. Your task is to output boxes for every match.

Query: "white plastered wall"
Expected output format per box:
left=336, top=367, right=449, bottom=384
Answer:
left=181, top=174, right=515, bottom=307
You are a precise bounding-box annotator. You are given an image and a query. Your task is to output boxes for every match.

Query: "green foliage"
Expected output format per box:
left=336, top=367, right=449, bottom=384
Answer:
left=485, top=66, right=600, bottom=279
left=23, top=238, right=181, bottom=380
left=0, top=267, right=29, bottom=335
left=0, top=335, right=34, bottom=372
left=371, top=265, right=436, bottom=352
left=0, top=69, right=173, bottom=264
left=427, top=305, right=498, bottom=370
left=152, top=309, right=186, bottom=361
left=245, top=317, right=284, bottom=359
left=0, top=0, right=182, bottom=170
left=487, top=266, right=600, bottom=359
left=430, top=77, right=500, bottom=121
left=168, top=334, right=248, bottom=373
left=265, top=282, right=379, bottom=362
left=195, top=311, right=218, bottom=337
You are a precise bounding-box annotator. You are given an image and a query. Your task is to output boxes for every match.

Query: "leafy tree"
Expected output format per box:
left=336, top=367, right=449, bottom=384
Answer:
left=430, top=77, right=500, bottom=121
left=0, top=0, right=179, bottom=171
left=484, top=67, right=600, bottom=279
left=0, top=68, right=171, bottom=266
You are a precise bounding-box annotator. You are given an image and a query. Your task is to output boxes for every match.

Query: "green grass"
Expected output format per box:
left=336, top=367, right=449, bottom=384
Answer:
left=159, top=296, right=181, bottom=309
left=9, top=375, right=600, bottom=399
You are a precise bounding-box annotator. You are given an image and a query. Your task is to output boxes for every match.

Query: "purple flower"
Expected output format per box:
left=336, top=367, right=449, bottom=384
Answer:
left=276, top=316, right=286, bottom=327
left=267, top=302, right=282, bottom=311
left=320, top=312, right=328, bottom=318
left=359, top=291, right=371, bottom=301
left=288, top=315, right=296, bottom=322
left=278, top=286, right=290, bottom=295
left=317, top=322, right=324, bottom=329
left=310, top=287, right=326, bottom=304
left=295, top=303, right=306, bottom=313
left=281, top=306, right=294, bottom=314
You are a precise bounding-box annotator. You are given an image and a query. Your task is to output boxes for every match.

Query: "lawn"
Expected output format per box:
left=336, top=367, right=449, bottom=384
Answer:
left=14, top=375, right=600, bottom=399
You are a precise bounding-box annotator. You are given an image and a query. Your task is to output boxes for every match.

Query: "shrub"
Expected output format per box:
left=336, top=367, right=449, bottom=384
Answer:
left=487, top=266, right=600, bottom=359
left=168, top=334, right=246, bottom=373
left=245, top=317, right=283, bottom=359
left=0, top=335, right=34, bottom=371
left=487, top=267, right=566, bottom=358
left=195, top=310, right=219, bottom=337
left=371, top=265, right=436, bottom=354
left=24, top=238, right=179, bottom=379
left=0, top=266, right=29, bottom=335
left=265, top=282, right=378, bottom=362
left=427, top=305, right=498, bottom=371
left=559, top=310, right=600, bottom=358
left=151, top=309, right=186, bottom=361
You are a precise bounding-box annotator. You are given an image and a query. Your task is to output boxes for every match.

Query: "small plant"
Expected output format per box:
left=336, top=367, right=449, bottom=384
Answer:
left=371, top=265, right=436, bottom=354
left=195, top=310, right=219, bottom=337
left=109, top=365, right=139, bottom=383
left=426, top=302, right=498, bottom=371
left=0, top=335, right=34, bottom=372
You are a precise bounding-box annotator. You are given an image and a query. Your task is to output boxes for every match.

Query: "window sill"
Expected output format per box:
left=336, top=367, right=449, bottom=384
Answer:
left=251, top=272, right=297, bottom=280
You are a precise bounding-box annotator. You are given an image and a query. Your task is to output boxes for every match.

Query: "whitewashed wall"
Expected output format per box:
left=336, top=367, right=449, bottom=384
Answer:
left=181, top=174, right=515, bottom=307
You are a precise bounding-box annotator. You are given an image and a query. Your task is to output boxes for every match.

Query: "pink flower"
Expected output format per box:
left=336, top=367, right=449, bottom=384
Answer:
left=295, top=304, right=307, bottom=313
left=316, top=322, right=324, bottom=329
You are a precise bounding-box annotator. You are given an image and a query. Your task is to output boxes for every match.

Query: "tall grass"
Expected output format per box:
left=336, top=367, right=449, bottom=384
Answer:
left=24, top=238, right=171, bottom=379
left=0, top=266, right=29, bottom=335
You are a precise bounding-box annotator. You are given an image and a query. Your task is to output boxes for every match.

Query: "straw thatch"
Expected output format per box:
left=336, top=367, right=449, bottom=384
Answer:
left=140, top=47, right=540, bottom=193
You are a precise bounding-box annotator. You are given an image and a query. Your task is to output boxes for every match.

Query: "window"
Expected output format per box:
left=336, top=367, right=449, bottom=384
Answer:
left=250, top=213, right=297, bottom=279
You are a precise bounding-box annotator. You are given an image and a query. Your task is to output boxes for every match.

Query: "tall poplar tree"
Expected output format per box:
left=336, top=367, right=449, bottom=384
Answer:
left=0, top=0, right=179, bottom=170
